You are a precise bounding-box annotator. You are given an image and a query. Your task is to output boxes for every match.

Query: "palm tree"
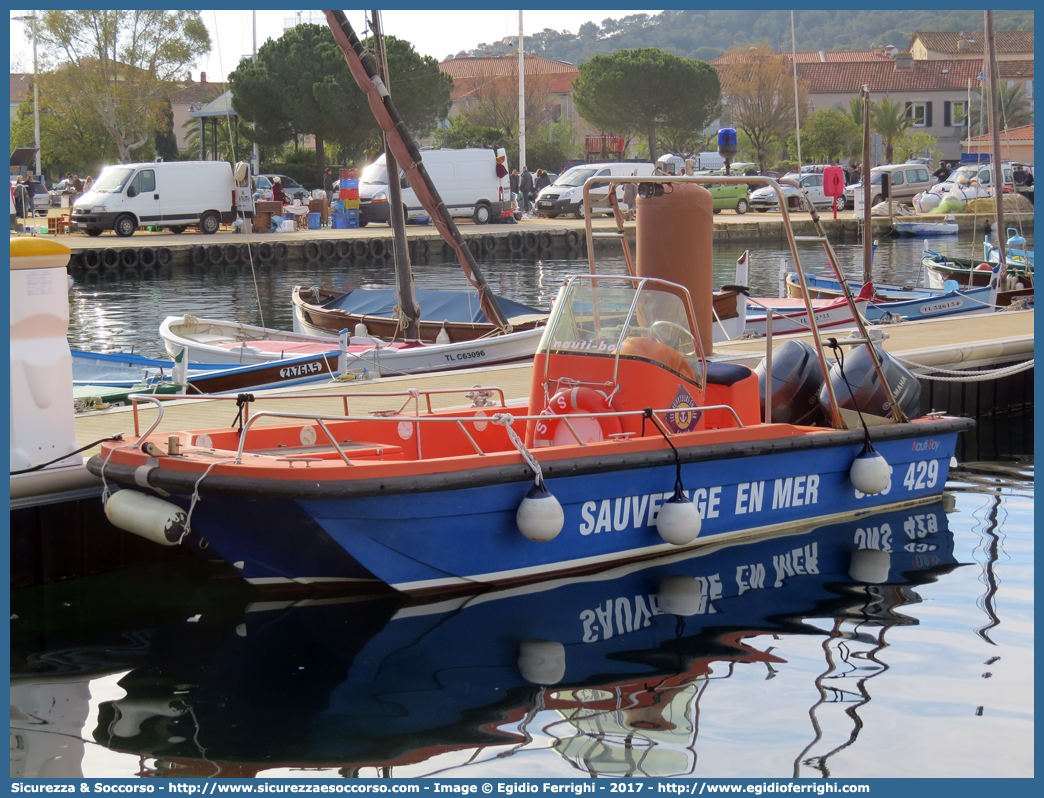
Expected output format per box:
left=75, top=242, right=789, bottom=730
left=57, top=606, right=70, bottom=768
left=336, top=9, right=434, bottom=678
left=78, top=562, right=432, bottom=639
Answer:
left=871, top=98, right=913, bottom=163
left=968, top=82, right=1033, bottom=135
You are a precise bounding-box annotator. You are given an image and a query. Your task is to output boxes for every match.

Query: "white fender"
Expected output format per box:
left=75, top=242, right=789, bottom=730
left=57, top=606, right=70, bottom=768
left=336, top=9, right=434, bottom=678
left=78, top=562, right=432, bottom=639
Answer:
left=849, top=548, right=891, bottom=584
left=658, top=575, right=704, bottom=616
left=656, top=493, right=702, bottom=545
left=104, top=490, right=186, bottom=546
left=518, top=639, right=566, bottom=685
left=850, top=451, right=891, bottom=495
left=516, top=482, right=564, bottom=542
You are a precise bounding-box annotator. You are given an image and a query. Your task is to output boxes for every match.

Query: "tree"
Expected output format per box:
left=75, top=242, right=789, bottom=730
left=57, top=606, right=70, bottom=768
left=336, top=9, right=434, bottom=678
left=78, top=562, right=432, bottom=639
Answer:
left=870, top=97, right=912, bottom=163
left=231, top=25, right=451, bottom=172
left=968, top=81, right=1033, bottom=135
left=455, top=63, right=554, bottom=141
left=717, top=43, right=809, bottom=174
left=35, top=11, right=211, bottom=163
left=796, top=108, right=861, bottom=163
left=10, top=91, right=117, bottom=179
left=573, top=48, right=721, bottom=163
left=894, top=130, right=940, bottom=164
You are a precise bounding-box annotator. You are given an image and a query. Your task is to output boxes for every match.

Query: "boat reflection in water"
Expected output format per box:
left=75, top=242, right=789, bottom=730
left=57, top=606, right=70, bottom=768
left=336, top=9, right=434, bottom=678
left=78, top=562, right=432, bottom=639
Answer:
left=20, top=501, right=958, bottom=778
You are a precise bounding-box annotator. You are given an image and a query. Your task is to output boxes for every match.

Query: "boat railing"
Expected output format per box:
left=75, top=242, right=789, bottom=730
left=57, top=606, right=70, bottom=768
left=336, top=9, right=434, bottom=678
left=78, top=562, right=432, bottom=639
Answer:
left=126, top=395, right=745, bottom=467
left=582, top=174, right=909, bottom=428
left=126, top=386, right=509, bottom=437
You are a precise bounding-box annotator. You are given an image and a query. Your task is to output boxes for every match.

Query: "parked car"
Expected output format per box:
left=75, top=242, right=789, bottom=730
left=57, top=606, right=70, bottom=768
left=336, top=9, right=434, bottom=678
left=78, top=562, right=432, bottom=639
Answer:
left=71, top=161, right=237, bottom=237
left=11, top=178, right=49, bottom=216
left=924, top=162, right=1018, bottom=199
left=252, top=173, right=309, bottom=202
left=844, top=163, right=934, bottom=207
left=701, top=170, right=750, bottom=214
left=749, top=172, right=838, bottom=212
left=535, top=162, right=655, bottom=218
left=357, top=148, right=509, bottom=226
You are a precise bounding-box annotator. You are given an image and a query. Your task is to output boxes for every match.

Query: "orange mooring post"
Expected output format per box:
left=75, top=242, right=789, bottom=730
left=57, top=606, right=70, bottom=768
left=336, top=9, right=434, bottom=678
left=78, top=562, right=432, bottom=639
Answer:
left=635, top=182, right=715, bottom=354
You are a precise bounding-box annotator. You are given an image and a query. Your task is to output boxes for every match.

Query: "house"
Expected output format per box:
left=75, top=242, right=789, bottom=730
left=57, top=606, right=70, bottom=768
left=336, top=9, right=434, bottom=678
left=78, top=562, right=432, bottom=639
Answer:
left=712, top=41, right=1033, bottom=164
left=907, top=30, right=1033, bottom=61
left=433, top=55, right=595, bottom=150
left=168, top=72, right=224, bottom=152
left=796, top=55, right=1033, bottom=161
left=964, top=123, right=1034, bottom=164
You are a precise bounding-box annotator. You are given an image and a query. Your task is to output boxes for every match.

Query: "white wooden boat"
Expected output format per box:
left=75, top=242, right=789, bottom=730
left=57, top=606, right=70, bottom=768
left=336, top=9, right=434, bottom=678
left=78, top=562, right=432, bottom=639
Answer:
left=893, top=218, right=958, bottom=237
left=160, top=314, right=543, bottom=378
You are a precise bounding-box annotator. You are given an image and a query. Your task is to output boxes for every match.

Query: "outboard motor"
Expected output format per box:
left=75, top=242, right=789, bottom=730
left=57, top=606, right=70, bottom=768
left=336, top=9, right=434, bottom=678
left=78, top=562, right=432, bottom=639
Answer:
left=819, top=344, right=922, bottom=421
left=755, top=340, right=826, bottom=426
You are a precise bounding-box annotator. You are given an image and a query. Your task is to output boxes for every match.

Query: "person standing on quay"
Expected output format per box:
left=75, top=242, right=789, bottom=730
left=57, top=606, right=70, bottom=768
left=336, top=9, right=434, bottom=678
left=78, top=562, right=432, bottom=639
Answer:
left=519, top=166, right=534, bottom=213
left=323, top=167, right=335, bottom=205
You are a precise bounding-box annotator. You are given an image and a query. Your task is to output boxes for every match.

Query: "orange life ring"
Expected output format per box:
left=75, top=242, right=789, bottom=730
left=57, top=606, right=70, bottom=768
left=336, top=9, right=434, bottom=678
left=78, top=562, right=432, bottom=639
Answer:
left=619, top=336, right=696, bottom=380
left=533, top=386, right=623, bottom=447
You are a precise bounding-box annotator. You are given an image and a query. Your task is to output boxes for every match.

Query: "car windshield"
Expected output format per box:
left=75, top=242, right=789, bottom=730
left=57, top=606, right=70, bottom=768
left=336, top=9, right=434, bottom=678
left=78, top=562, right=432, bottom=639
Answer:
left=361, top=162, right=388, bottom=185
left=92, top=167, right=134, bottom=193
left=948, top=166, right=982, bottom=183
left=555, top=167, right=601, bottom=187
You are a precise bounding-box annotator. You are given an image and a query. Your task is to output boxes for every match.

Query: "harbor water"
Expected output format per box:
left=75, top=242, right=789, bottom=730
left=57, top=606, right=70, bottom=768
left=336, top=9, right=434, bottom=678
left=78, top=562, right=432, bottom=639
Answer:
left=67, top=230, right=1031, bottom=359
left=10, top=440, right=1033, bottom=778
left=12, top=227, right=1033, bottom=778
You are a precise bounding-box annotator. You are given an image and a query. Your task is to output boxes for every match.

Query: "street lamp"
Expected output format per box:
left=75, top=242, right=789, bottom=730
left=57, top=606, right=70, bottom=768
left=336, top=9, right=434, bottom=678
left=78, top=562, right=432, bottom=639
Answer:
left=12, top=13, right=41, bottom=178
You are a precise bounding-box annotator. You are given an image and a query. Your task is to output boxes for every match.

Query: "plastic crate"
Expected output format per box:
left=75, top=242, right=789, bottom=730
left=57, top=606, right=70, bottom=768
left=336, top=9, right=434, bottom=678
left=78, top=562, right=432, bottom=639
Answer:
left=307, top=212, right=321, bottom=230
left=344, top=218, right=359, bottom=228
left=344, top=209, right=360, bottom=220
left=339, top=187, right=359, bottom=199
left=342, top=198, right=360, bottom=210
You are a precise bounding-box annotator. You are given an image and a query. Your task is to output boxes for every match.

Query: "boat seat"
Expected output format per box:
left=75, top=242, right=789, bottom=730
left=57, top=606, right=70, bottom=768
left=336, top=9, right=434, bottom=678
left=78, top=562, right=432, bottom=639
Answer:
left=250, top=441, right=405, bottom=461
left=706, top=362, right=755, bottom=386
left=189, top=333, right=238, bottom=344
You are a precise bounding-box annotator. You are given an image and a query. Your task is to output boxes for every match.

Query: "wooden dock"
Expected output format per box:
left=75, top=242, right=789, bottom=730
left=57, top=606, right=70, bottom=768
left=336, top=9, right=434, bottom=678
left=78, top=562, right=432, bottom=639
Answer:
left=74, top=309, right=1033, bottom=456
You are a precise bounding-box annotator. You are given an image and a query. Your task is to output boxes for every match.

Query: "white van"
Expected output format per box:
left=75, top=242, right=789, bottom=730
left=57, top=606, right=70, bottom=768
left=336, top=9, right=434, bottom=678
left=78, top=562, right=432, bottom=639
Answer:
left=358, top=148, right=508, bottom=226
left=535, top=162, right=655, bottom=219
left=71, top=161, right=237, bottom=237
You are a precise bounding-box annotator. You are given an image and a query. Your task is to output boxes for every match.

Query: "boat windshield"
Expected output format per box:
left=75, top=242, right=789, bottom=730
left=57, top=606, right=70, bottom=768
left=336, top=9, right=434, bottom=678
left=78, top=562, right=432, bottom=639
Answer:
left=542, top=275, right=702, bottom=366
left=92, top=167, right=134, bottom=193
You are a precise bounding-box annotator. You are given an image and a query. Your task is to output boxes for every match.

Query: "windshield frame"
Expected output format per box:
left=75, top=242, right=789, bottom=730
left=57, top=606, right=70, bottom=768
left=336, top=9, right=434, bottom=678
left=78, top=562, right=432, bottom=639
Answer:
left=92, top=167, right=134, bottom=194
left=554, top=167, right=601, bottom=188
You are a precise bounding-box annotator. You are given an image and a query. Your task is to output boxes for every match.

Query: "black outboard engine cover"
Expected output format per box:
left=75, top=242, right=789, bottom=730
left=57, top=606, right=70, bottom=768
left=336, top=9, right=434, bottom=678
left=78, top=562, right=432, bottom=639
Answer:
left=755, top=340, right=826, bottom=426
left=819, top=344, right=922, bottom=420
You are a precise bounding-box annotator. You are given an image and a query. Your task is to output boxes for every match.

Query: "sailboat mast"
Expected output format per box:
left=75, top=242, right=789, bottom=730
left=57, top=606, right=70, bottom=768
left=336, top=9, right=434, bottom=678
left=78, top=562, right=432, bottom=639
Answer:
left=983, top=10, right=1007, bottom=283
left=324, top=9, right=511, bottom=331
left=518, top=11, right=526, bottom=174
left=371, top=11, right=420, bottom=340
left=861, top=86, right=873, bottom=284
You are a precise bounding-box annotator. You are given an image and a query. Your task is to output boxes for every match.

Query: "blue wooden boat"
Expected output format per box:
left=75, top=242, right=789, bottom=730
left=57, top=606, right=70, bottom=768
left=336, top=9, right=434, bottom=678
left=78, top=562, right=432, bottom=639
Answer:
left=82, top=501, right=956, bottom=773
left=89, top=269, right=971, bottom=596
left=783, top=272, right=994, bottom=323
left=72, top=347, right=341, bottom=399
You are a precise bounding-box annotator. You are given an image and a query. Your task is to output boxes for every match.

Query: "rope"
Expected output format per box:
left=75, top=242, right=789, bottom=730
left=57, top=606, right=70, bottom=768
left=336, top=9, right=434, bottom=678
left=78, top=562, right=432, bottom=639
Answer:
left=642, top=408, right=685, bottom=496
left=492, top=413, right=545, bottom=485
left=182, top=459, right=238, bottom=543
left=10, top=434, right=123, bottom=475
left=896, top=356, right=1034, bottom=382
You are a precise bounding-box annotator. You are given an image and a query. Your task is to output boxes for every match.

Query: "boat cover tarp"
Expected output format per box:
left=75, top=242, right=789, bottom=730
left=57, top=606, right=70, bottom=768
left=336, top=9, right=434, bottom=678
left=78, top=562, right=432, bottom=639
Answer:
left=320, top=289, right=543, bottom=323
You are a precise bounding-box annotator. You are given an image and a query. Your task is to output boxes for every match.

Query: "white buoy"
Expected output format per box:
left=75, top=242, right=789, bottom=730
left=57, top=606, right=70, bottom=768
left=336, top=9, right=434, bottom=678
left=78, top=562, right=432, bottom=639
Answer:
left=849, top=548, right=891, bottom=584
left=436, top=322, right=451, bottom=345
left=354, top=322, right=368, bottom=338
left=658, top=575, right=703, bottom=616
left=656, top=492, right=701, bottom=545
left=517, top=639, right=566, bottom=684
left=104, top=490, right=186, bottom=546
left=516, top=481, right=564, bottom=542
left=850, top=450, right=891, bottom=495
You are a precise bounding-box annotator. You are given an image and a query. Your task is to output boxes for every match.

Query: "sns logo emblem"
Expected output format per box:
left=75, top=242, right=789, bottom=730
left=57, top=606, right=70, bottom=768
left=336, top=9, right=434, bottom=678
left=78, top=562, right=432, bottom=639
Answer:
left=665, top=385, right=701, bottom=433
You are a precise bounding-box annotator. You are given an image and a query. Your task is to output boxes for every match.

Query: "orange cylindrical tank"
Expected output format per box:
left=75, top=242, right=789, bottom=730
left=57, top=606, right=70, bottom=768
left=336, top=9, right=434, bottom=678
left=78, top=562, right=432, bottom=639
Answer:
left=635, top=182, right=715, bottom=354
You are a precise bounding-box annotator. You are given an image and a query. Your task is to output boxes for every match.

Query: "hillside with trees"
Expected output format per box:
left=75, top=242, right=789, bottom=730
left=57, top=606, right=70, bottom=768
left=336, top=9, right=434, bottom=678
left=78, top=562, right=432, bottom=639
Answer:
left=459, top=10, right=1033, bottom=64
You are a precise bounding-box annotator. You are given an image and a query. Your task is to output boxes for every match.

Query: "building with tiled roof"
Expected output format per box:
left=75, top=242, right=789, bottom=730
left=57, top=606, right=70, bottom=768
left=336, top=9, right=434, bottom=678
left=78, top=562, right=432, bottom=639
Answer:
left=168, top=72, right=224, bottom=151
left=431, top=55, right=595, bottom=150
left=716, top=43, right=1034, bottom=162
left=908, top=30, right=1033, bottom=61
left=964, top=123, right=1034, bottom=164
left=709, top=50, right=892, bottom=66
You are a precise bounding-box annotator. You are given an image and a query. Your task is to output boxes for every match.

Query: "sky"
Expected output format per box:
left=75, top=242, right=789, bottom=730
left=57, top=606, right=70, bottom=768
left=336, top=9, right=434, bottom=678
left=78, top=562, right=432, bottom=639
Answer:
left=10, top=9, right=656, bottom=81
